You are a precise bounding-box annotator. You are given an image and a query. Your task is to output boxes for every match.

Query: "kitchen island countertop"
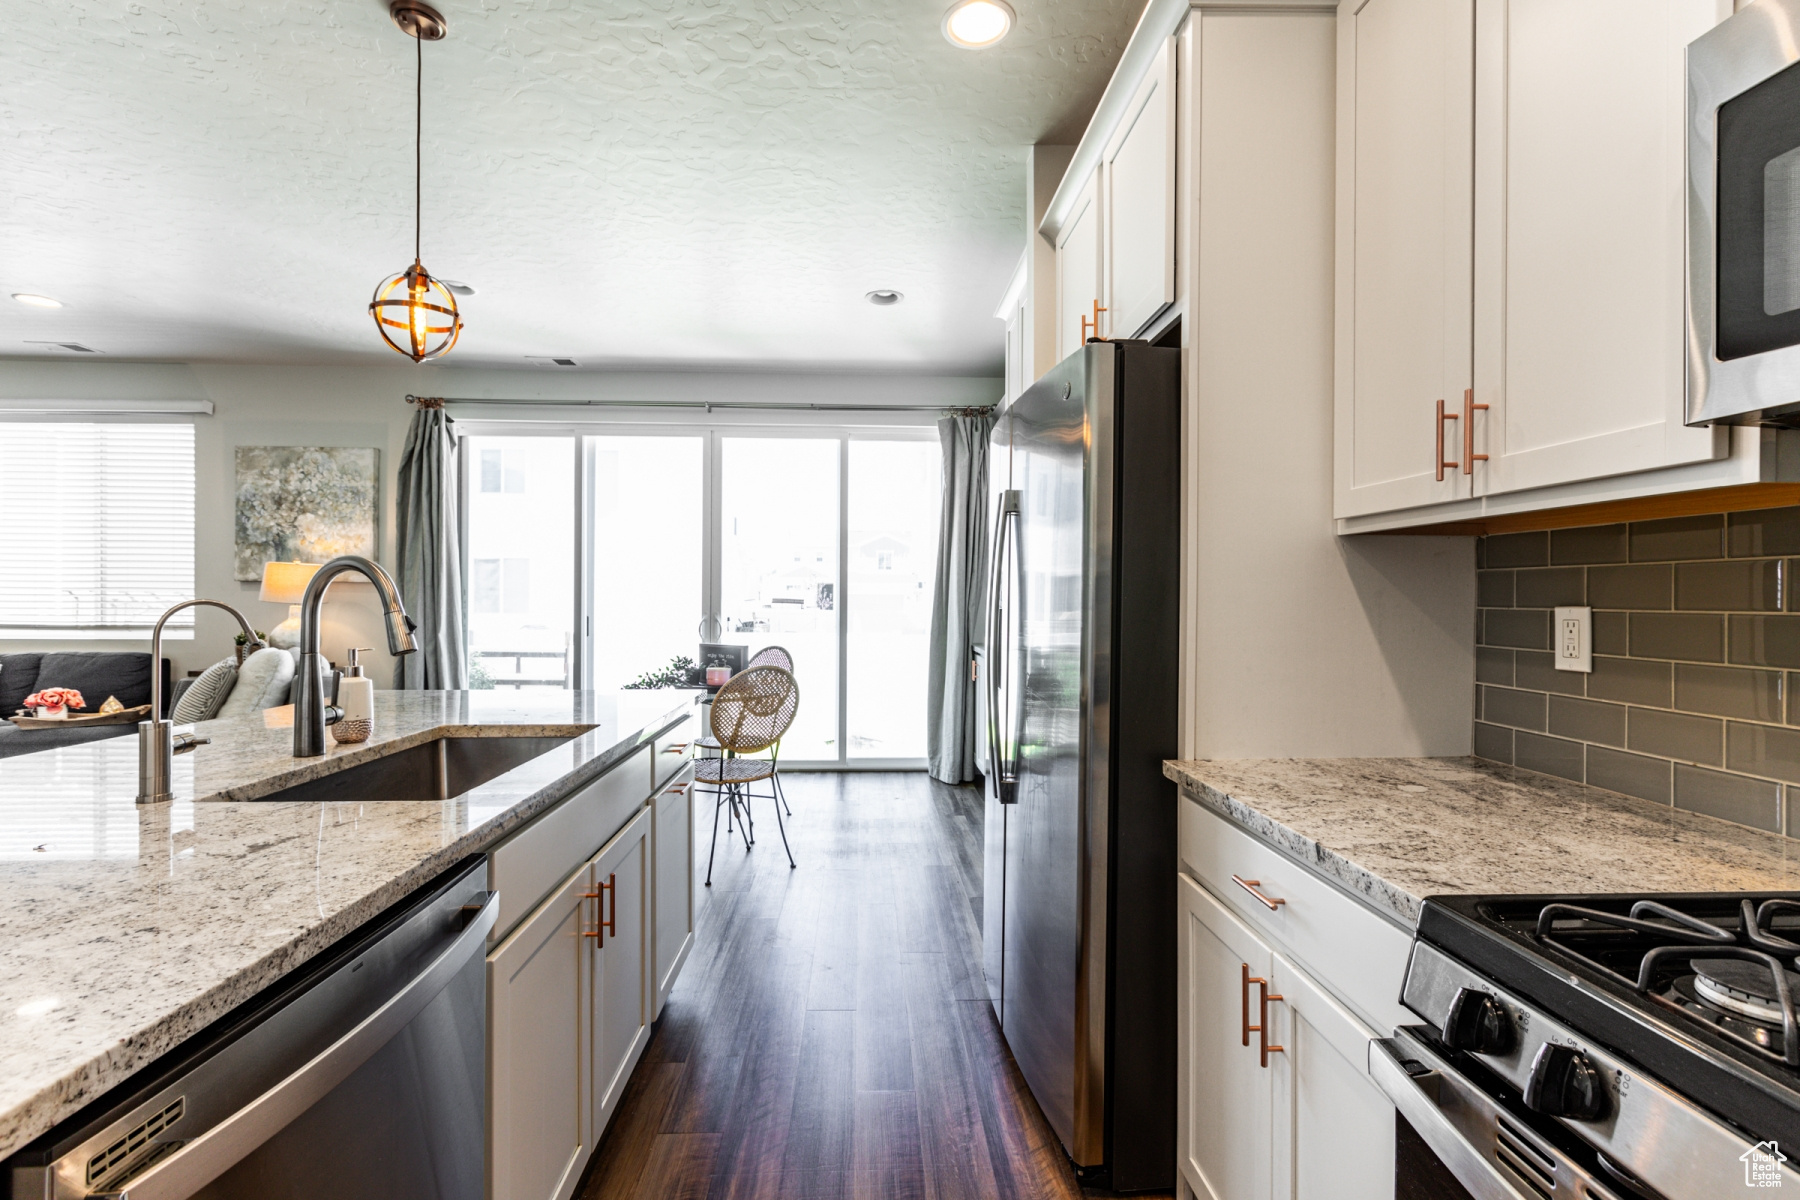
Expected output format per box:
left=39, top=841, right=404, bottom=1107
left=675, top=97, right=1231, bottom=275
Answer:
left=0, top=689, right=694, bottom=1161
left=1165, top=756, right=1800, bottom=928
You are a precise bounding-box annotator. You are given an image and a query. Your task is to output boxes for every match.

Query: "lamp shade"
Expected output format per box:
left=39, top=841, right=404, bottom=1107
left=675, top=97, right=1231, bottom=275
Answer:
left=259, top=561, right=320, bottom=605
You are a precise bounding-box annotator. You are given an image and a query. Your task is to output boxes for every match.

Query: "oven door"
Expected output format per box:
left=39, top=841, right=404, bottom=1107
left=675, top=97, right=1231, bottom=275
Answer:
left=1371, top=1029, right=1641, bottom=1200
left=1689, top=0, right=1800, bottom=424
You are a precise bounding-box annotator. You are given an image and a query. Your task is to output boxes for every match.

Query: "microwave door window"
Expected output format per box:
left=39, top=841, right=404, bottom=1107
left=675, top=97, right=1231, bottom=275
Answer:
left=1716, top=58, right=1800, bottom=359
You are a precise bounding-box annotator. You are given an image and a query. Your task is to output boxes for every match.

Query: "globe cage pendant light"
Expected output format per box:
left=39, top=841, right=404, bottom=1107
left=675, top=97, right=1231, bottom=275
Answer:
left=370, top=0, right=462, bottom=362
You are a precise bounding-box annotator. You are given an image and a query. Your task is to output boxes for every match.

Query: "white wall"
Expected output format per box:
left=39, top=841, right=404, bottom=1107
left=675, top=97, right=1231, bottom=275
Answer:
left=1177, top=7, right=1474, bottom=760
left=0, top=359, right=998, bottom=686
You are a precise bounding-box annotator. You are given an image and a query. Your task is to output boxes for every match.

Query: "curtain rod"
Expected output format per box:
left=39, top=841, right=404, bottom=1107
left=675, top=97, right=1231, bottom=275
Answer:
left=407, top=394, right=993, bottom=416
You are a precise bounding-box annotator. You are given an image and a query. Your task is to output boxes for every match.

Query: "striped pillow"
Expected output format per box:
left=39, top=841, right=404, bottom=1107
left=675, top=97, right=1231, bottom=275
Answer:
left=171, top=658, right=237, bottom=724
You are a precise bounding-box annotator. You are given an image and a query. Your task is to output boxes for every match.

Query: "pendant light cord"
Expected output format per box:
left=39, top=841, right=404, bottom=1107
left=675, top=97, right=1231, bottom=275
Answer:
left=414, top=31, right=422, bottom=264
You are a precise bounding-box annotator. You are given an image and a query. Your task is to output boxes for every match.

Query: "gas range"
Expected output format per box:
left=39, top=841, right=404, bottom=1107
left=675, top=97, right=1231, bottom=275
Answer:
left=1376, top=892, right=1800, bottom=1200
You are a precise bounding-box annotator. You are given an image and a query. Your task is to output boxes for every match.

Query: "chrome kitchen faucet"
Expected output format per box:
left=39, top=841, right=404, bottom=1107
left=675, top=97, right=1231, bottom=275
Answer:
left=292, top=555, right=418, bottom=757
left=137, top=600, right=266, bottom=804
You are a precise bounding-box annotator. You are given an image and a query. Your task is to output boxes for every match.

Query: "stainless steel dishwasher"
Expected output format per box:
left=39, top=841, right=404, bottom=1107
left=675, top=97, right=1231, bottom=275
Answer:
left=8, top=857, right=495, bottom=1200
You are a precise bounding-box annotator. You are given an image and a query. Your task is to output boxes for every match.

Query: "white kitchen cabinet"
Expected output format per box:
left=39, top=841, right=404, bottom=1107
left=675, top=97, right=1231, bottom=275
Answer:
left=650, top=766, right=695, bottom=1019
left=1333, top=0, right=1475, bottom=519
left=1178, top=873, right=1274, bottom=1200
left=1056, top=169, right=1103, bottom=362
left=1269, top=950, right=1395, bottom=1200
left=488, top=863, right=592, bottom=1200
left=589, top=806, right=653, bottom=1142
left=1471, top=0, right=1729, bottom=496
left=1103, top=37, right=1176, bottom=340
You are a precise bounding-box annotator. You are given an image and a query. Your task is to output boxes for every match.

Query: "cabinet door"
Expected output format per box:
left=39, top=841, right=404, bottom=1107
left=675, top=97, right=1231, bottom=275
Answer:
left=1334, top=0, right=1475, bottom=517
left=1472, top=0, right=1729, bottom=496
left=1105, top=37, right=1177, bottom=339
left=1178, top=874, right=1274, bottom=1200
left=1269, top=951, right=1394, bottom=1200
left=651, top=772, right=695, bottom=1018
left=1057, top=169, right=1103, bottom=362
left=488, top=865, right=592, bottom=1200
left=590, top=807, right=653, bottom=1140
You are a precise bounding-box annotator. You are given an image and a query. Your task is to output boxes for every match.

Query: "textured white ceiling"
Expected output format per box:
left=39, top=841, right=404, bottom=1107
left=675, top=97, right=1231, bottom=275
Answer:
left=1, top=0, right=1135, bottom=375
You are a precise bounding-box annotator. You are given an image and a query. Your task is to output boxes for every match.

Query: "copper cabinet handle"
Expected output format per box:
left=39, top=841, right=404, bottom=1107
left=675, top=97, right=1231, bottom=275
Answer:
left=1258, top=977, right=1285, bottom=1067
left=1231, top=875, right=1286, bottom=911
left=1462, top=388, right=1489, bottom=475
left=581, top=873, right=617, bottom=943
left=1080, top=300, right=1108, bottom=343
left=664, top=743, right=689, bottom=753
left=1240, top=964, right=1285, bottom=1065
left=1435, top=399, right=1460, bottom=481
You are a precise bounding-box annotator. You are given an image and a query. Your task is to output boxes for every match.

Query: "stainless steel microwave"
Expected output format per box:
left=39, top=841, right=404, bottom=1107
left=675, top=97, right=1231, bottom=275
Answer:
left=1688, top=0, right=1800, bottom=424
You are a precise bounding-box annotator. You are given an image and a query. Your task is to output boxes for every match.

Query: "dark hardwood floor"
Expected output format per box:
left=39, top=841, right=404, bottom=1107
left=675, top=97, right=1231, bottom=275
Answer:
left=575, top=771, right=1171, bottom=1200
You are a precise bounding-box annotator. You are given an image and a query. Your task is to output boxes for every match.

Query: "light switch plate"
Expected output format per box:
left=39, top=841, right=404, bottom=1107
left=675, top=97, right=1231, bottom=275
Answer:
left=1554, top=606, right=1592, bottom=673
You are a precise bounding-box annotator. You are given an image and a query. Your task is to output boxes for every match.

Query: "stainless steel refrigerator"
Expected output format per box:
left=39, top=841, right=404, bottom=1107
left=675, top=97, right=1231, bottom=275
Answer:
left=982, top=339, right=1179, bottom=1192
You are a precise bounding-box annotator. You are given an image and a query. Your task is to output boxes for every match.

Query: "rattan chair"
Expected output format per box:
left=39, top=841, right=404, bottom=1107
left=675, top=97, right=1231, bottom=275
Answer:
left=697, top=645, right=796, bottom=815
left=698, top=664, right=799, bottom=885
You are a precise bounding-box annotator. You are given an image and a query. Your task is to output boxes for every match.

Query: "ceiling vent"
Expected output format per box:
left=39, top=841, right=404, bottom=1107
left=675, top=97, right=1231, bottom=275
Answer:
left=24, top=341, right=100, bottom=354
left=526, top=356, right=579, bottom=367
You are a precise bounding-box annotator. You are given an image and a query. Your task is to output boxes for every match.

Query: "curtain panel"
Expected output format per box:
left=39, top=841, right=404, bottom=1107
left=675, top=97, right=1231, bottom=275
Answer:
left=396, top=401, right=469, bottom=690
left=927, top=412, right=995, bottom=783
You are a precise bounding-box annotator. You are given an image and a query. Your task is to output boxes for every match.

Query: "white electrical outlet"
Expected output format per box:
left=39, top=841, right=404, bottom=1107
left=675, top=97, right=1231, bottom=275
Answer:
left=1554, top=606, right=1592, bottom=673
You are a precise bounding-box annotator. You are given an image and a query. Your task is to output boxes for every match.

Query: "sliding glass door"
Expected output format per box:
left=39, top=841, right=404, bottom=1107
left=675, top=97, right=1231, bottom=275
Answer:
left=463, top=425, right=939, bottom=767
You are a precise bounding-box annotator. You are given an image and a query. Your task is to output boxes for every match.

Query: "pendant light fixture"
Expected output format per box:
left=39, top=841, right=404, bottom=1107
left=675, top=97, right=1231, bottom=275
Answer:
left=370, top=1, right=462, bottom=362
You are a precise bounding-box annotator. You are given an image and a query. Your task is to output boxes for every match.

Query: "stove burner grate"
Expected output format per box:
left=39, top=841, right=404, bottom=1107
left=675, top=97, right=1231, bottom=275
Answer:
left=1534, top=898, right=1800, bottom=1067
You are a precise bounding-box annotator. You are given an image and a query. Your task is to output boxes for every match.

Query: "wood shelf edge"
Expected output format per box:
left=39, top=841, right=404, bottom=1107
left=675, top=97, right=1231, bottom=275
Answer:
left=1358, top=483, right=1800, bottom=538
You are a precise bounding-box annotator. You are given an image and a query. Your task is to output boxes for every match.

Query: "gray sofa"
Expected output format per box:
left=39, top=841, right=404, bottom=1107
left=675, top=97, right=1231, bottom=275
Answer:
left=0, top=652, right=170, bottom=760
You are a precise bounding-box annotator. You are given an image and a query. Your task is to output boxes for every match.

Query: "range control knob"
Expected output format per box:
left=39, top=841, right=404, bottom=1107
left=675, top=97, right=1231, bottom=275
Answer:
left=1442, top=987, right=1515, bottom=1056
left=1523, top=1043, right=1609, bottom=1121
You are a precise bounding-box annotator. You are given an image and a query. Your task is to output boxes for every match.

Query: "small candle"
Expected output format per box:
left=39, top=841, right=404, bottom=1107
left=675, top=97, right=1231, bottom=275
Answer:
left=706, top=666, right=730, bottom=687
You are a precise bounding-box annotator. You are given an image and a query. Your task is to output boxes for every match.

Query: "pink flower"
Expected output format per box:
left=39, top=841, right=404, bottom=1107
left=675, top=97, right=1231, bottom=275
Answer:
left=24, top=688, right=86, bottom=710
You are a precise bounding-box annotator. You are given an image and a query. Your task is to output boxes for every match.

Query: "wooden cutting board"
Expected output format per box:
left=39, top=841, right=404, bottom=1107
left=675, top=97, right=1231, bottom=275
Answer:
left=9, top=705, right=151, bottom=730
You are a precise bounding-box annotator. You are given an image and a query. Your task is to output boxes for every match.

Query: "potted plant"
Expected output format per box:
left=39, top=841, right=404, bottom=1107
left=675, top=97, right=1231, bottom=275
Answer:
left=24, top=687, right=86, bottom=720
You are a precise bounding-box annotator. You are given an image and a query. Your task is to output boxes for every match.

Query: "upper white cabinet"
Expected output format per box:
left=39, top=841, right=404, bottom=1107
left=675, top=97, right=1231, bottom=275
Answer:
left=1104, top=38, right=1177, bottom=340
left=1471, top=0, right=1729, bottom=496
left=1334, top=0, right=1475, bottom=519
left=1056, top=169, right=1103, bottom=362
left=1335, top=0, right=1738, bottom=523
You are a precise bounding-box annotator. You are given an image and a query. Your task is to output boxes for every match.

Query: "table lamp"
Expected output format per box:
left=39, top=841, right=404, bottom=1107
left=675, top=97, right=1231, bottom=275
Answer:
left=260, top=561, right=320, bottom=650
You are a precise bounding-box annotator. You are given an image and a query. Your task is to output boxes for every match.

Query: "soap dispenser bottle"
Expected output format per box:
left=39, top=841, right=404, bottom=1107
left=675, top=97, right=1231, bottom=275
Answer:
left=331, top=647, right=375, bottom=745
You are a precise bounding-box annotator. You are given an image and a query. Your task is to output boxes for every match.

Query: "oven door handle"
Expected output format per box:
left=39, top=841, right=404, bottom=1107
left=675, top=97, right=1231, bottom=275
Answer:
left=90, top=891, right=500, bottom=1200
left=1368, top=1036, right=1535, bottom=1200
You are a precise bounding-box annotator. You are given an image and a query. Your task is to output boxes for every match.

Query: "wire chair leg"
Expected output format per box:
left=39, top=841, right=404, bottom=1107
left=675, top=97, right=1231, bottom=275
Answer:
left=734, top=783, right=753, bottom=850
left=773, top=769, right=792, bottom=817
left=705, top=786, right=724, bottom=887
left=770, top=781, right=796, bottom=870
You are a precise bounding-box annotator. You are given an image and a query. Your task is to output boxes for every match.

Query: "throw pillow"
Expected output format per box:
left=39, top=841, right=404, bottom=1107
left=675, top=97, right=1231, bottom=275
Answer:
left=171, top=658, right=237, bottom=724
left=216, top=648, right=296, bottom=716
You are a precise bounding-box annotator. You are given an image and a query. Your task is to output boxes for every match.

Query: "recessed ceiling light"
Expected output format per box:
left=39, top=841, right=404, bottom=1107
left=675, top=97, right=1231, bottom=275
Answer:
left=12, top=293, right=62, bottom=308
left=441, top=280, right=476, bottom=296
left=942, top=0, right=1014, bottom=49
left=866, top=290, right=905, bottom=306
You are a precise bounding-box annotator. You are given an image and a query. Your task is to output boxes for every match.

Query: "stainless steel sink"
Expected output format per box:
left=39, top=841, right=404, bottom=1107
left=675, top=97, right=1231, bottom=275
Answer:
left=251, top=734, right=575, bottom=804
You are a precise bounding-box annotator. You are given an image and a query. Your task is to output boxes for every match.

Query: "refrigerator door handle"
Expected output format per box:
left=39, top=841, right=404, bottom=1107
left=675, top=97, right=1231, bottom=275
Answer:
left=987, top=490, right=1021, bottom=803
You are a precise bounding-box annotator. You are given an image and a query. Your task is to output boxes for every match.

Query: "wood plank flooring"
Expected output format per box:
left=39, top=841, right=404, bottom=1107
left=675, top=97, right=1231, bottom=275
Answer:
left=576, top=771, right=1172, bottom=1200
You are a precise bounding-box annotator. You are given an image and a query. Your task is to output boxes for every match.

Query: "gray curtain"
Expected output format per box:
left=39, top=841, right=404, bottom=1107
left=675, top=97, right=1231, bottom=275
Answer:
left=927, top=412, right=995, bottom=783
left=395, top=400, right=468, bottom=690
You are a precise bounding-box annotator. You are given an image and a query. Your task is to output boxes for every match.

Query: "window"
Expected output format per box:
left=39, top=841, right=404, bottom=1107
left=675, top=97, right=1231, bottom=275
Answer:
left=464, top=436, right=574, bottom=689
left=0, top=422, right=195, bottom=637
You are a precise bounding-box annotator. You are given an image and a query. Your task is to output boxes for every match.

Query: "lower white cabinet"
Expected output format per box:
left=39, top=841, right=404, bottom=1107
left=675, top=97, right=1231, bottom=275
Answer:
left=651, top=767, right=695, bottom=1019
left=590, top=807, right=653, bottom=1140
left=489, top=861, right=592, bottom=1200
left=1177, top=873, right=1395, bottom=1200
left=489, top=807, right=654, bottom=1200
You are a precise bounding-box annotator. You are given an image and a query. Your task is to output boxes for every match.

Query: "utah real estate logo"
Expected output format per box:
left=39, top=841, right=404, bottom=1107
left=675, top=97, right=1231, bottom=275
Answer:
left=1743, top=1141, right=1788, bottom=1188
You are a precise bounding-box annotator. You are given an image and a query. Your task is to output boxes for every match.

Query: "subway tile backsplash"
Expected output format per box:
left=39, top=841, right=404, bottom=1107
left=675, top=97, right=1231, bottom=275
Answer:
left=1474, top=507, right=1800, bottom=835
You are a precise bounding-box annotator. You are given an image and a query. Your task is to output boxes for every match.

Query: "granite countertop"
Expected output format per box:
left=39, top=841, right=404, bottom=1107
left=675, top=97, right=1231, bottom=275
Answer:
left=1165, top=757, right=1800, bottom=928
left=0, top=688, right=696, bottom=1161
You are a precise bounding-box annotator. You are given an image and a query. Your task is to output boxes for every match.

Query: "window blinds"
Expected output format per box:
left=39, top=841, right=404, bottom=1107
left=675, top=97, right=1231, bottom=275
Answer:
left=0, top=423, right=196, bottom=636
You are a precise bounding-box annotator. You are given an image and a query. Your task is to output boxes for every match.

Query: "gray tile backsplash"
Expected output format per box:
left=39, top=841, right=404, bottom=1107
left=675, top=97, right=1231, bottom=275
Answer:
left=1475, top=509, right=1800, bottom=835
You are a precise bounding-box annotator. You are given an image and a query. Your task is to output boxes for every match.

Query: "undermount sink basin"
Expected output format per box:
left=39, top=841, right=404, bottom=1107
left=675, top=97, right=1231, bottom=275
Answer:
left=252, top=734, right=575, bottom=804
